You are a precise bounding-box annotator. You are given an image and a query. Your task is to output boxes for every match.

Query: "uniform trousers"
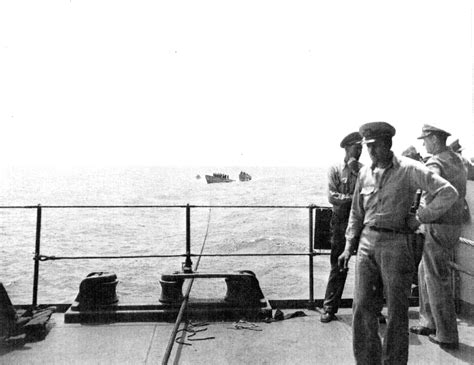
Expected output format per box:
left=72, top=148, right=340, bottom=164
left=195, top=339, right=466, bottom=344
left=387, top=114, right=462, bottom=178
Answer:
left=353, top=227, right=414, bottom=365
left=418, top=223, right=460, bottom=343
left=323, top=220, right=348, bottom=314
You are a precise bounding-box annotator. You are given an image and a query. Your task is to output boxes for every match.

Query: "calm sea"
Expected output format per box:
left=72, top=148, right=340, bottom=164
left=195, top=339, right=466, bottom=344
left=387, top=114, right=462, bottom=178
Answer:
left=0, top=166, right=355, bottom=304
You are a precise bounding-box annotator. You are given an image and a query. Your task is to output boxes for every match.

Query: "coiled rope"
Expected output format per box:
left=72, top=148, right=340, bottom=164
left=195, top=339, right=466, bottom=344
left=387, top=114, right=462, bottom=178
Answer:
left=161, top=207, right=212, bottom=365
left=175, top=321, right=215, bottom=345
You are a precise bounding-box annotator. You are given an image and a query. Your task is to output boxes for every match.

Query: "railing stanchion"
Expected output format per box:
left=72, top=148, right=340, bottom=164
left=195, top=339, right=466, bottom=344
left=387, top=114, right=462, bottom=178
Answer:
left=183, top=203, right=193, bottom=272
left=308, top=205, right=315, bottom=309
left=32, top=204, right=42, bottom=307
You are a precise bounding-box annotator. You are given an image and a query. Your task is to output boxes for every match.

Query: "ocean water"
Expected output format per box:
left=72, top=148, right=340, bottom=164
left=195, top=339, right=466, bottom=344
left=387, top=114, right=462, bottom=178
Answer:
left=0, top=166, right=355, bottom=304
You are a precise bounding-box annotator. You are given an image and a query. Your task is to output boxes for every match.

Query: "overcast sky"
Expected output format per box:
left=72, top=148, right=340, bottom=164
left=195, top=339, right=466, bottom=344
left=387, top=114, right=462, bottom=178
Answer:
left=0, top=1, right=472, bottom=167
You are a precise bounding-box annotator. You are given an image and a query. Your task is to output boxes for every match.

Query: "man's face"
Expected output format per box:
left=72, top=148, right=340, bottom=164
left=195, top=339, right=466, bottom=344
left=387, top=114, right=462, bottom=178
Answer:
left=366, top=139, right=391, bottom=165
left=347, top=144, right=362, bottom=160
left=422, top=134, right=435, bottom=154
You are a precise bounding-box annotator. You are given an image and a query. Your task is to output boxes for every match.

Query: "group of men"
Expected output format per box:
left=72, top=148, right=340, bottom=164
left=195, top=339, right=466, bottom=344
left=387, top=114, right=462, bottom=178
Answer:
left=320, top=121, right=472, bottom=364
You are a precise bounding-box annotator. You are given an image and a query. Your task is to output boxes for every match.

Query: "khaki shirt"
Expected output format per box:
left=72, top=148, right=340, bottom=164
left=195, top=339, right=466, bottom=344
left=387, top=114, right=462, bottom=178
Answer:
left=328, top=160, right=362, bottom=222
left=460, top=155, right=474, bottom=181
left=424, top=148, right=467, bottom=224
left=345, top=153, right=458, bottom=248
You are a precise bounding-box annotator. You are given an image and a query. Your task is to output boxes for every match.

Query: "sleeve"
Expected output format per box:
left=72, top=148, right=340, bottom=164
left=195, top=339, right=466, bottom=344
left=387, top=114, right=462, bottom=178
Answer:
left=413, top=164, right=459, bottom=223
left=327, top=165, right=352, bottom=206
left=464, top=157, right=474, bottom=181
left=425, top=160, right=442, bottom=176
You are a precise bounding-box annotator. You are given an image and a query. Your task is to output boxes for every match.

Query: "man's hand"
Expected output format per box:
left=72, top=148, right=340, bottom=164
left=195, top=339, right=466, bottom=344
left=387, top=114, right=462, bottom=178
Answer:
left=347, top=157, right=360, bottom=173
left=406, top=213, right=421, bottom=232
left=338, top=249, right=352, bottom=271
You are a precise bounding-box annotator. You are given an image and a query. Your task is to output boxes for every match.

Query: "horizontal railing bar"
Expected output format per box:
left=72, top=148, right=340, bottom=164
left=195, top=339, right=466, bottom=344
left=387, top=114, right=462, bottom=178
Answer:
left=37, top=252, right=330, bottom=261
left=194, top=253, right=325, bottom=257
left=0, top=205, right=188, bottom=209
left=449, top=261, right=474, bottom=277
left=0, top=204, right=329, bottom=209
left=38, top=254, right=186, bottom=260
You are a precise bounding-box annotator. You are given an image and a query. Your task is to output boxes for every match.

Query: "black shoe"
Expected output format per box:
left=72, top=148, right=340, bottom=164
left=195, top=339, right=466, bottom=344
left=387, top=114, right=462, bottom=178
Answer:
left=428, top=334, right=459, bottom=350
left=320, top=312, right=336, bottom=323
left=378, top=313, right=386, bottom=324
left=409, top=326, right=436, bottom=336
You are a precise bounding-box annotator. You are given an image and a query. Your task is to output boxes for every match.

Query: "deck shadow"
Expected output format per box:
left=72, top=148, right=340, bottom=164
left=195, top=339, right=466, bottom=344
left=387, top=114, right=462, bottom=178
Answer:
left=447, top=343, right=474, bottom=363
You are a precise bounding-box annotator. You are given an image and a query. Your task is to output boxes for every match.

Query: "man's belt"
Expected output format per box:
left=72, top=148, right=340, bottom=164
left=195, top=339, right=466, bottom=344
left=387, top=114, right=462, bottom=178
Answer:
left=368, top=226, right=411, bottom=234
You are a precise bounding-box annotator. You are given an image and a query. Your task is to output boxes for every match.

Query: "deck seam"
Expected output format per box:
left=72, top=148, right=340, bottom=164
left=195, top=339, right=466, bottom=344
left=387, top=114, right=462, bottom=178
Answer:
left=145, top=324, right=159, bottom=364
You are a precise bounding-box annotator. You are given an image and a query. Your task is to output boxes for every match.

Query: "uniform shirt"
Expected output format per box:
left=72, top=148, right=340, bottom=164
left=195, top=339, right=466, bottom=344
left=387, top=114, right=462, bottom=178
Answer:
left=345, top=153, right=458, bottom=247
left=424, top=148, right=467, bottom=224
left=327, top=159, right=363, bottom=222
left=459, top=154, right=474, bottom=181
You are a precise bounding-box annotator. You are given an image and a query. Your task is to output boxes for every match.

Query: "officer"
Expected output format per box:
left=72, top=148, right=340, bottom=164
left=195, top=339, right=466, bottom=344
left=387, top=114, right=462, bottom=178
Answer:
left=338, top=122, right=459, bottom=365
left=410, top=125, right=467, bottom=350
left=320, top=131, right=363, bottom=323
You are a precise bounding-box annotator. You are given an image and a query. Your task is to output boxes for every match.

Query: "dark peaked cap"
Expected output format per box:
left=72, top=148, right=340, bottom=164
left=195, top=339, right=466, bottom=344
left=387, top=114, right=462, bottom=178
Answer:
left=417, top=124, right=451, bottom=139
left=359, top=122, right=396, bottom=144
left=340, top=132, right=362, bottom=148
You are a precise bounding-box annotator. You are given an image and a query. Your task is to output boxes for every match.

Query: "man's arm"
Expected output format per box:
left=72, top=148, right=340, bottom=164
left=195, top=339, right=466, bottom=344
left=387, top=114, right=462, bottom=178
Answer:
left=412, top=164, right=458, bottom=223
left=327, top=165, right=352, bottom=206
left=338, top=176, right=364, bottom=269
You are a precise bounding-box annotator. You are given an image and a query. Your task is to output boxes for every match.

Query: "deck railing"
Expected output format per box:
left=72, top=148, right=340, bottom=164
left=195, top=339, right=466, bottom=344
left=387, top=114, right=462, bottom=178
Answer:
left=1, top=204, right=331, bottom=308
left=2, top=204, right=473, bottom=310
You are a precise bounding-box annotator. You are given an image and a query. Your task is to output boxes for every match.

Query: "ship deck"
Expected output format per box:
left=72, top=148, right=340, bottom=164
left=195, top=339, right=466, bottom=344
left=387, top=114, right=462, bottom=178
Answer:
left=1, top=308, right=473, bottom=364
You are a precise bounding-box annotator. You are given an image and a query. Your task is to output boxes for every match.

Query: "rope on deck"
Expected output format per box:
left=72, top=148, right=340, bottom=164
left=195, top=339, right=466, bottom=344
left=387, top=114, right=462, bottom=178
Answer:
left=161, top=208, right=213, bottom=365
left=175, top=322, right=215, bottom=345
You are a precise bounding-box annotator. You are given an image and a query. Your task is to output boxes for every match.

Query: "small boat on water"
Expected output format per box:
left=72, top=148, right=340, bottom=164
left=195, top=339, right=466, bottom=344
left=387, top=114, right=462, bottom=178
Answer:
left=205, top=173, right=234, bottom=184
left=239, top=171, right=252, bottom=182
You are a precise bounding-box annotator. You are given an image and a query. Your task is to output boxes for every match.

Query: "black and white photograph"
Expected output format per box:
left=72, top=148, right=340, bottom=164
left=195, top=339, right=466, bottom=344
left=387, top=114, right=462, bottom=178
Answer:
left=1, top=1, right=473, bottom=364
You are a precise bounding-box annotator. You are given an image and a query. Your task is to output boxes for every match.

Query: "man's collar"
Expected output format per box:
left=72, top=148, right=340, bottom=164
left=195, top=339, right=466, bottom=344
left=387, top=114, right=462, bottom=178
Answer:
left=371, top=151, right=395, bottom=170
left=432, top=145, right=449, bottom=155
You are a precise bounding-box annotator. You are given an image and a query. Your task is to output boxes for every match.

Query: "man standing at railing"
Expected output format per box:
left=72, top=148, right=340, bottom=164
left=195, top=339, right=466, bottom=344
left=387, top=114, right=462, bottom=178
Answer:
left=338, top=122, right=459, bottom=365
left=320, top=131, right=363, bottom=323
left=409, top=125, right=467, bottom=350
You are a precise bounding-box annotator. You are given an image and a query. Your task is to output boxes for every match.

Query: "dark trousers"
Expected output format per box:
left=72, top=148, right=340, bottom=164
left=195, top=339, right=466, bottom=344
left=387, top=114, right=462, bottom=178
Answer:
left=323, top=220, right=348, bottom=314
left=353, top=228, right=414, bottom=365
left=409, top=233, right=424, bottom=286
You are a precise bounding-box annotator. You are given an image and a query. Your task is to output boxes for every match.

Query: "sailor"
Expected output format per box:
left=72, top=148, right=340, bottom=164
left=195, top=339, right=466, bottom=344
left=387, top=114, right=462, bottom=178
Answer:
left=410, top=125, right=467, bottom=350
left=320, top=131, right=363, bottom=323
left=338, top=122, right=459, bottom=364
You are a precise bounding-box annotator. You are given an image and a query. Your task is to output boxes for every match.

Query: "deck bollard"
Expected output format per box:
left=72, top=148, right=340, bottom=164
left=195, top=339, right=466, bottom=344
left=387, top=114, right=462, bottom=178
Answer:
left=224, top=271, right=265, bottom=305
left=159, top=274, right=184, bottom=304
left=73, top=272, right=119, bottom=309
